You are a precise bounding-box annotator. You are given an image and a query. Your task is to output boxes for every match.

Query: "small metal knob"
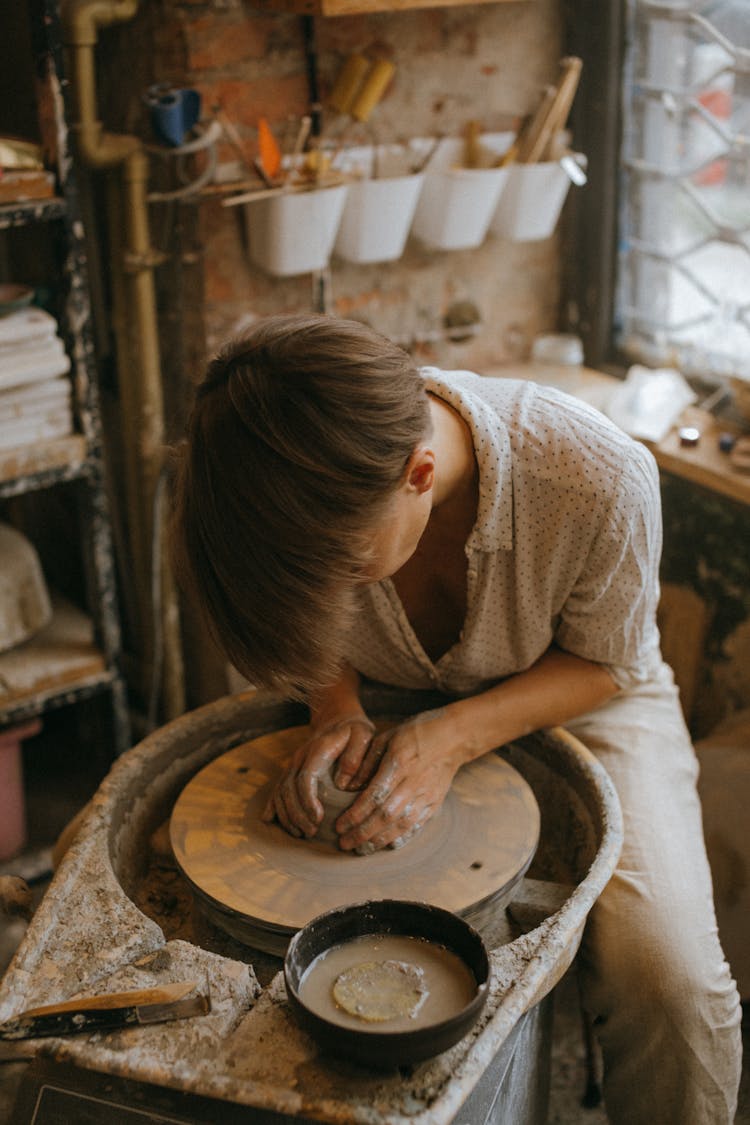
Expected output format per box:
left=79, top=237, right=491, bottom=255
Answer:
left=678, top=426, right=700, bottom=447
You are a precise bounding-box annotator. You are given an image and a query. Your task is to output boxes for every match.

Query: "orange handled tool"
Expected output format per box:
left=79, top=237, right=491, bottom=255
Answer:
left=257, top=117, right=282, bottom=181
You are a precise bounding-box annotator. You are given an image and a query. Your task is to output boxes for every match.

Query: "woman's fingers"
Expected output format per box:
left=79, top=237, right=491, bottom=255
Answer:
left=337, top=782, right=433, bottom=852
left=277, top=766, right=320, bottom=837
left=261, top=789, right=300, bottom=837
left=345, top=731, right=390, bottom=790
left=333, top=721, right=376, bottom=788
left=334, top=718, right=458, bottom=852
left=294, top=724, right=365, bottom=820
left=336, top=751, right=406, bottom=836
left=260, top=744, right=331, bottom=837
left=261, top=718, right=375, bottom=837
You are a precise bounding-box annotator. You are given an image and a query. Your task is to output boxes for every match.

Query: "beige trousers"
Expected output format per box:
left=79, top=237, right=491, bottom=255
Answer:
left=566, top=661, right=743, bottom=1125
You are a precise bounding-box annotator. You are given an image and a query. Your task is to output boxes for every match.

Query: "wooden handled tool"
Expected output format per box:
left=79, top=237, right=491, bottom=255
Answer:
left=516, top=84, right=559, bottom=164
left=221, top=172, right=348, bottom=207
left=280, top=114, right=313, bottom=186
left=463, top=119, right=482, bottom=168
left=537, top=56, right=583, bottom=158
left=257, top=117, right=282, bottom=182
left=0, top=981, right=210, bottom=1040
left=509, top=55, right=583, bottom=166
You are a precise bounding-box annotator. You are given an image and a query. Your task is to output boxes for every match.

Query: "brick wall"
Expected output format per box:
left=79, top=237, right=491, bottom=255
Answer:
left=102, top=0, right=565, bottom=377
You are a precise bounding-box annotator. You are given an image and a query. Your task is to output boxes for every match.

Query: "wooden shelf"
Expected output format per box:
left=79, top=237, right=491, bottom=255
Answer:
left=0, top=197, right=66, bottom=230
left=0, top=434, right=88, bottom=498
left=0, top=595, right=111, bottom=724
left=0, top=1, right=130, bottom=754
left=247, top=0, right=522, bottom=14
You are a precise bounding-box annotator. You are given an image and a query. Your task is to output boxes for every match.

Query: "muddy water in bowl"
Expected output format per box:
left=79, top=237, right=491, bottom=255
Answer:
left=283, top=899, right=491, bottom=1066
left=298, top=931, right=478, bottom=1032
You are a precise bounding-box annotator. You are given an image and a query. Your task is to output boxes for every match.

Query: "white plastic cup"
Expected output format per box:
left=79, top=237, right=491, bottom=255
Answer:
left=491, top=160, right=572, bottom=242
left=411, top=135, right=512, bottom=251
left=331, top=143, right=425, bottom=265
left=244, top=184, right=349, bottom=277
left=334, top=173, right=425, bottom=264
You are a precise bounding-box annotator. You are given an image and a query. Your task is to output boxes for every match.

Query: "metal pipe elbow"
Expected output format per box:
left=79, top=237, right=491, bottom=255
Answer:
left=60, top=1, right=142, bottom=167
left=74, top=119, right=141, bottom=167
left=60, top=0, right=139, bottom=46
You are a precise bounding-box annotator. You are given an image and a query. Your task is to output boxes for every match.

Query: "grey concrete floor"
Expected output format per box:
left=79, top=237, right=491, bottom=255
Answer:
left=0, top=729, right=747, bottom=1123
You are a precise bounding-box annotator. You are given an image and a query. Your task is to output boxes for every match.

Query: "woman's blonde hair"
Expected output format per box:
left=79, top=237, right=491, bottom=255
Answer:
left=170, top=314, right=430, bottom=697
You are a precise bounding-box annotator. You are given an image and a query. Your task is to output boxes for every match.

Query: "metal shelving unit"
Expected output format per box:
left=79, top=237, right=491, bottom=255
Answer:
left=0, top=2, right=130, bottom=755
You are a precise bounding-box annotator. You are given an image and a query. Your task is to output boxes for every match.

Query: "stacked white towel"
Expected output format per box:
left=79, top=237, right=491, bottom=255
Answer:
left=0, top=306, right=73, bottom=451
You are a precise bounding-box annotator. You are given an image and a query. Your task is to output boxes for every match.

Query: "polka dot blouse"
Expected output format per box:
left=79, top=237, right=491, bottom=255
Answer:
left=345, top=368, right=663, bottom=696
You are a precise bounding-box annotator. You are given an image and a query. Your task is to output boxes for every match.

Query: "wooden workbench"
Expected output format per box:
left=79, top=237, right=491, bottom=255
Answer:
left=484, top=362, right=750, bottom=509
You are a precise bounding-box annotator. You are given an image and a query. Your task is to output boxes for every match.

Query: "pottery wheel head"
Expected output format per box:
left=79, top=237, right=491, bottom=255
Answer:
left=169, top=725, right=540, bottom=946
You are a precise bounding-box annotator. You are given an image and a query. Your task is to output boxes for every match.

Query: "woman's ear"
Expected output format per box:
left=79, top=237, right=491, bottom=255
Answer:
left=404, top=446, right=435, bottom=494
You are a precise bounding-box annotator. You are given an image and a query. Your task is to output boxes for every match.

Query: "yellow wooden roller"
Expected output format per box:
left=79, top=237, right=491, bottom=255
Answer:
left=350, top=59, right=396, bottom=123
left=328, top=54, right=371, bottom=116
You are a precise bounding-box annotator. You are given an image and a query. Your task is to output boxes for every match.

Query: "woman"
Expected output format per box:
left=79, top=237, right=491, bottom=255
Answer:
left=171, top=313, right=741, bottom=1124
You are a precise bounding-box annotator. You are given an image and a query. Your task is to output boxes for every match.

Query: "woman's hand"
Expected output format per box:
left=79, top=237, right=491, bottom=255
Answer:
left=334, top=707, right=466, bottom=853
left=261, top=714, right=374, bottom=838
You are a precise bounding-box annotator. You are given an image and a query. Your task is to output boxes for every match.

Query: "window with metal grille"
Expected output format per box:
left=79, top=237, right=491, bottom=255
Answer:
left=617, top=1, right=750, bottom=382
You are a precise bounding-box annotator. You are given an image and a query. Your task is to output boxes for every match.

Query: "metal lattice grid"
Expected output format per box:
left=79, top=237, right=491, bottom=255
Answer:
left=618, top=0, right=750, bottom=381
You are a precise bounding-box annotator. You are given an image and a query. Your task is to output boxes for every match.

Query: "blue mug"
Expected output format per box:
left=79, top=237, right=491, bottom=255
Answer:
left=146, top=85, right=202, bottom=147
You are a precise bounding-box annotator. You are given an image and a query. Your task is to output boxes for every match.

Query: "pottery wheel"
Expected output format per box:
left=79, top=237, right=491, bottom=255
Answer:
left=170, top=726, right=540, bottom=953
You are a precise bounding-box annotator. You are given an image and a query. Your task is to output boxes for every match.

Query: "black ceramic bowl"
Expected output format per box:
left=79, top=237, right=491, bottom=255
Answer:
left=283, top=899, right=490, bottom=1069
